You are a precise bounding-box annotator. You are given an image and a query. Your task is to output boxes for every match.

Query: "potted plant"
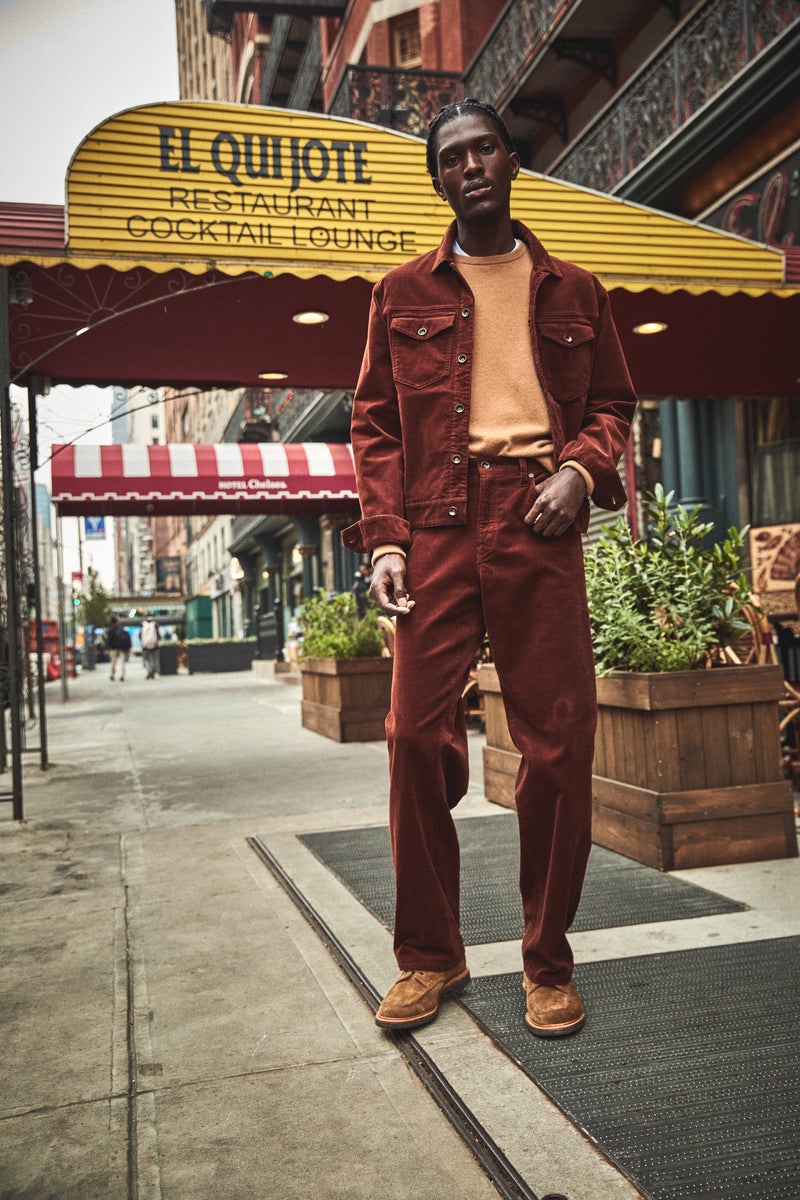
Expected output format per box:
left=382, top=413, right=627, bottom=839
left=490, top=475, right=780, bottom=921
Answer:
left=481, top=486, right=796, bottom=870
left=298, top=589, right=392, bottom=742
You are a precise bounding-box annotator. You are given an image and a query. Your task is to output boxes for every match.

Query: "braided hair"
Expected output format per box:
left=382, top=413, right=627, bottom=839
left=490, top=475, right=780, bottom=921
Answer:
left=426, top=97, right=516, bottom=177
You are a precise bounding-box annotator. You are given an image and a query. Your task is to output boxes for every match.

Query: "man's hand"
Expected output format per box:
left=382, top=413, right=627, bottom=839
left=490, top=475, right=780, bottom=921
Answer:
left=524, top=468, right=586, bottom=538
left=370, top=553, right=415, bottom=616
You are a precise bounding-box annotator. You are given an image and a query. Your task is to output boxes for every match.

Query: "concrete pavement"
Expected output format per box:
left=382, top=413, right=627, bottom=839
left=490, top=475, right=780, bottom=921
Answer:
left=1, top=660, right=798, bottom=1199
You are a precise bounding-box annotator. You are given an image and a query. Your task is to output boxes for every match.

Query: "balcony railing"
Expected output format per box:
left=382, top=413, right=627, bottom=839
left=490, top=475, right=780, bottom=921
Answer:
left=550, top=0, right=799, bottom=193
left=205, top=0, right=346, bottom=36
left=464, top=0, right=577, bottom=109
left=329, top=65, right=463, bottom=137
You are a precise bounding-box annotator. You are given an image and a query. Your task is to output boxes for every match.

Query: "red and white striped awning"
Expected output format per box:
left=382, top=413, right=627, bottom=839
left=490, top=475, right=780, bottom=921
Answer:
left=50, top=442, right=358, bottom=516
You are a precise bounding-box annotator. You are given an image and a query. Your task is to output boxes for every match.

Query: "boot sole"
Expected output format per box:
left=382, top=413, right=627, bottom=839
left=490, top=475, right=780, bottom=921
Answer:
left=375, top=969, right=470, bottom=1030
left=524, top=1011, right=585, bottom=1038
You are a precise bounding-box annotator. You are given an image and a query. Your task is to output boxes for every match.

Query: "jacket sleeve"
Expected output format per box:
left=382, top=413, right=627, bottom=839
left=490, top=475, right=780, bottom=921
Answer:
left=557, top=278, right=637, bottom=512
left=341, top=281, right=413, bottom=554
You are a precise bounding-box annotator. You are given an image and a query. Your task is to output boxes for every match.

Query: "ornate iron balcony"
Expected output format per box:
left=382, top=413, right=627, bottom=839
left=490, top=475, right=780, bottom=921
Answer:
left=205, top=0, right=345, bottom=36
left=550, top=0, right=799, bottom=193
left=329, top=65, right=463, bottom=137
left=464, top=0, right=577, bottom=108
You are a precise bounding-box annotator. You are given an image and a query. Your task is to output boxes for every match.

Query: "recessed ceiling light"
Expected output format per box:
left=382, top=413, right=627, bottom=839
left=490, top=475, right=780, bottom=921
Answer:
left=258, top=371, right=288, bottom=381
left=292, top=310, right=330, bottom=325
left=633, top=321, right=668, bottom=335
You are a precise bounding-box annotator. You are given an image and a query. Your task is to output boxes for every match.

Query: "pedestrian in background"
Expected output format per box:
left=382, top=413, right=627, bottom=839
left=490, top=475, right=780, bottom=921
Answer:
left=107, top=616, right=131, bottom=682
left=343, top=98, right=636, bottom=1038
left=352, top=559, right=372, bottom=618
left=140, top=618, right=159, bottom=680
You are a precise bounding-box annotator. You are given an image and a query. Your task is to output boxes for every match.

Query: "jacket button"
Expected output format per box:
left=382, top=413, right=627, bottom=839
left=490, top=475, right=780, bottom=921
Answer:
left=448, top=506, right=458, bottom=517
left=452, top=454, right=462, bottom=464
left=457, top=353, right=467, bottom=364
left=455, top=403, right=465, bottom=414
left=417, top=326, right=427, bottom=337
left=563, top=333, right=573, bottom=343
left=461, top=308, right=470, bottom=318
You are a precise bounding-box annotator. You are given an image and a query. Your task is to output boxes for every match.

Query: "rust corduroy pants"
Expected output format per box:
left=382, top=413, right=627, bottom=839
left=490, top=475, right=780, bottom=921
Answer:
left=387, top=457, right=597, bottom=986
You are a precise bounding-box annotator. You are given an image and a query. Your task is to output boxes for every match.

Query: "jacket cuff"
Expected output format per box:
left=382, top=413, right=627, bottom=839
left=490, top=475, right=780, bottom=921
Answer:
left=559, top=442, right=627, bottom=511
left=341, top=514, right=413, bottom=555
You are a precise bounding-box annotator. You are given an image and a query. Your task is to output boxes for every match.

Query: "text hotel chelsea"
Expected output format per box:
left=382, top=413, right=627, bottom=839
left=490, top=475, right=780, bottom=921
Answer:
left=122, top=125, right=416, bottom=252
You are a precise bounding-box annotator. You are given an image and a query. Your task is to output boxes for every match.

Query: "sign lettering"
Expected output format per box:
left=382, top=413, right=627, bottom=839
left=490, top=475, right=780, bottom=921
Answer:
left=66, top=103, right=437, bottom=272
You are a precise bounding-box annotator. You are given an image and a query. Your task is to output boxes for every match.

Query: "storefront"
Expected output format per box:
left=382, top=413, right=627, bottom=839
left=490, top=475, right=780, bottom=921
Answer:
left=2, top=99, right=799, bottom=812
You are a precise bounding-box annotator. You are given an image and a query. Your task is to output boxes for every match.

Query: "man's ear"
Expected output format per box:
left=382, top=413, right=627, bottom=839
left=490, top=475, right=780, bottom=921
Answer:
left=432, top=177, right=446, bottom=201
left=510, top=152, right=521, bottom=181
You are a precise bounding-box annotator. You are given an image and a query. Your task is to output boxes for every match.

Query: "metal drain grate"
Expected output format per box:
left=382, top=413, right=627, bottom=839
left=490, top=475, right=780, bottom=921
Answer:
left=300, top=815, right=746, bottom=943
left=459, top=937, right=800, bottom=1200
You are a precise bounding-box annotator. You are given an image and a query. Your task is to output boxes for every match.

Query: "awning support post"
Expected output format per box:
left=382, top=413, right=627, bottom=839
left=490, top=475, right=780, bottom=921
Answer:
left=0, top=266, right=24, bottom=820
left=27, top=382, right=48, bottom=769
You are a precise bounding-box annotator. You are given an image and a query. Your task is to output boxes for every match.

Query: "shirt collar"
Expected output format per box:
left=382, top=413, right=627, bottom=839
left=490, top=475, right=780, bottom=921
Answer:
left=432, top=219, right=562, bottom=278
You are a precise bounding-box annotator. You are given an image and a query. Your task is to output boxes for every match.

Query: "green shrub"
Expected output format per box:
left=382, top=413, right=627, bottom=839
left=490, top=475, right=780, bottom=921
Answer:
left=584, top=484, right=752, bottom=674
left=298, top=590, right=385, bottom=659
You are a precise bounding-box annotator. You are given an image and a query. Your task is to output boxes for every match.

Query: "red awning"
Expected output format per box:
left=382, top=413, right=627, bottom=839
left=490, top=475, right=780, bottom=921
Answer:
left=50, top=442, right=358, bottom=516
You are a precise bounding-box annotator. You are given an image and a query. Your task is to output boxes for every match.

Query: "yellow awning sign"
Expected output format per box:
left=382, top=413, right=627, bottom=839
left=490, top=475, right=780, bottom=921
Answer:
left=19, top=99, right=789, bottom=295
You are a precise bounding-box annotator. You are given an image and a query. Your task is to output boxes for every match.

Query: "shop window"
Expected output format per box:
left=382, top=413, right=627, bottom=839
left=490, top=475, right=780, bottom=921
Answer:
left=751, top=399, right=800, bottom=526
left=391, top=12, right=421, bottom=68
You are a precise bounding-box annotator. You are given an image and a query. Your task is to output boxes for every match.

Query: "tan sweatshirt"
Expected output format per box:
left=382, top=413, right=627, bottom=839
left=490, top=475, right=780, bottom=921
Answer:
left=457, top=241, right=555, bottom=464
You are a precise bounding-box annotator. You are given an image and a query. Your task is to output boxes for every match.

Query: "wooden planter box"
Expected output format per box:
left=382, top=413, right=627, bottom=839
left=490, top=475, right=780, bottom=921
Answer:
left=480, top=662, right=797, bottom=871
left=300, top=657, right=392, bottom=742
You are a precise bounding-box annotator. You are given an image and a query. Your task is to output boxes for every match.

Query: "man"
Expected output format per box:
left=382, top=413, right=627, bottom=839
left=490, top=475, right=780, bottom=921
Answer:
left=107, top=616, right=131, bottom=682
left=342, top=99, right=636, bottom=1037
left=140, top=618, right=159, bottom=680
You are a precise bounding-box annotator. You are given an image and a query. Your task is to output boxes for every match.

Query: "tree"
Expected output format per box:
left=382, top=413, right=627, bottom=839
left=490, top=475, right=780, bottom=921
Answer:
left=80, top=566, right=112, bottom=631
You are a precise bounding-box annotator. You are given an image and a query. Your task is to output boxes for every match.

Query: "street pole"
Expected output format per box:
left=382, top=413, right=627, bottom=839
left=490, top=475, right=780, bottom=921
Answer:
left=27, top=383, right=48, bottom=769
left=55, top=514, right=69, bottom=703
left=0, top=266, right=24, bottom=819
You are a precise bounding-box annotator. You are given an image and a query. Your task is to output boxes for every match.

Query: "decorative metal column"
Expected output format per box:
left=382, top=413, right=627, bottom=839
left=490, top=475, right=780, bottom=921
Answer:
left=0, top=266, right=24, bottom=819
left=26, top=383, right=48, bottom=769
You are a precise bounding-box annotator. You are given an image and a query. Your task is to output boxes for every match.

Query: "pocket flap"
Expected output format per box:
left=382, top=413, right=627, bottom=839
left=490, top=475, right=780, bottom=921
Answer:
left=391, top=313, right=456, bottom=341
left=539, top=320, right=595, bottom=349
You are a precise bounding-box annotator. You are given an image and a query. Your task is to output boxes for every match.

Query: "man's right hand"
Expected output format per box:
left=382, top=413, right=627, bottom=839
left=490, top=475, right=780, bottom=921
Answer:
left=369, top=553, right=415, bottom=617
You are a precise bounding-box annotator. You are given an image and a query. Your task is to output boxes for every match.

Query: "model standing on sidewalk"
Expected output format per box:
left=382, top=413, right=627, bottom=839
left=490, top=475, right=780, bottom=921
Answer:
left=343, top=99, right=636, bottom=1037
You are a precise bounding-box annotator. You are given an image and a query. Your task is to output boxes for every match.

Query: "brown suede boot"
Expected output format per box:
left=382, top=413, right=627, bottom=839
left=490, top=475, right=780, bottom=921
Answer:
left=375, top=959, right=470, bottom=1030
left=523, top=974, right=585, bottom=1038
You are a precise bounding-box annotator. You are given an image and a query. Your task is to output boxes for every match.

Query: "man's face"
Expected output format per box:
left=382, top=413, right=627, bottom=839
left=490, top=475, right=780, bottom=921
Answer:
left=431, top=112, right=519, bottom=224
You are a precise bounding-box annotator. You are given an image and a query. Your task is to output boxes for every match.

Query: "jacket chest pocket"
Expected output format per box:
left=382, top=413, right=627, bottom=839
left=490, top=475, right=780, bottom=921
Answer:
left=389, top=313, right=456, bottom=390
left=538, top=319, right=595, bottom=403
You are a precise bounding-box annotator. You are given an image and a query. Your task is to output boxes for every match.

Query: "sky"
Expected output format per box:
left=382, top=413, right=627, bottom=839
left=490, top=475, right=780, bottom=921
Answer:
left=1, top=0, right=180, bottom=587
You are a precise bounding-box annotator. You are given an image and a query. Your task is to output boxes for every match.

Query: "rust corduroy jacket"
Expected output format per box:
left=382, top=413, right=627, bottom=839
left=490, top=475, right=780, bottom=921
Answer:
left=342, top=220, right=637, bottom=555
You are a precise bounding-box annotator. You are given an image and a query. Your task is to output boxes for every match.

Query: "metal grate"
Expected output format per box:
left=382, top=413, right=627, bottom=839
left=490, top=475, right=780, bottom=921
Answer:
left=459, top=938, right=800, bottom=1200
left=299, top=814, right=746, bottom=944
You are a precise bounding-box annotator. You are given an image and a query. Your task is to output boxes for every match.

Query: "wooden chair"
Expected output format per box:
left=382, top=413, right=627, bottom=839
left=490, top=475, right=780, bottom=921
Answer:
left=377, top=615, right=396, bottom=658
left=742, top=587, right=800, bottom=806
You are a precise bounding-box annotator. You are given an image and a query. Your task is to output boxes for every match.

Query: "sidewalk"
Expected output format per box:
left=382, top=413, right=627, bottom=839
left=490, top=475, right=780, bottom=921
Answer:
left=1, top=662, right=798, bottom=1199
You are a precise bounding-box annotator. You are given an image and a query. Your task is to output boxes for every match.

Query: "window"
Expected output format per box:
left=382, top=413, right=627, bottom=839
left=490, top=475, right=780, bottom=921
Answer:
left=391, top=12, right=421, bottom=68
left=151, top=414, right=159, bottom=429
